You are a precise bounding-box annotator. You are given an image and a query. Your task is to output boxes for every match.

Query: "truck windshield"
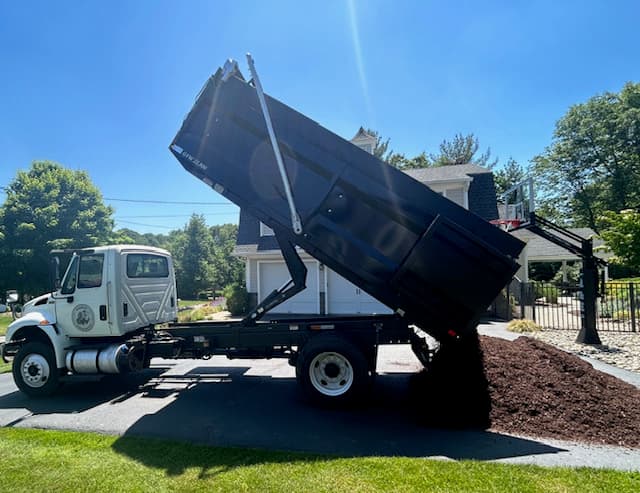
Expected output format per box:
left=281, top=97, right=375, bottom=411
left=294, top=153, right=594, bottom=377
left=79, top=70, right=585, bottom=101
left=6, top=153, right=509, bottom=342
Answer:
left=60, top=256, right=79, bottom=295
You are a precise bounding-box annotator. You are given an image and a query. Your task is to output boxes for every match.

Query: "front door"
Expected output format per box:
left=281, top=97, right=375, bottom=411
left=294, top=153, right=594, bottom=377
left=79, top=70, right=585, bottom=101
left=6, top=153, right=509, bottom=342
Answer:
left=54, top=253, right=113, bottom=337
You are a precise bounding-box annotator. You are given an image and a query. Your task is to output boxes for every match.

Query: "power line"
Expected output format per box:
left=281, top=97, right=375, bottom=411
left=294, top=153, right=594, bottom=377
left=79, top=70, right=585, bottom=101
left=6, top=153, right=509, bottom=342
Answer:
left=117, top=213, right=238, bottom=218
left=115, top=219, right=178, bottom=230
left=105, top=197, right=235, bottom=205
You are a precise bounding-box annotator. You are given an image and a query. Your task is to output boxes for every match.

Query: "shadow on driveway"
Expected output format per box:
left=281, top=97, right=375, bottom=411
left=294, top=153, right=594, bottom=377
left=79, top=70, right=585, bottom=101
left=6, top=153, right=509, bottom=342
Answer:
left=0, top=367, right=170, bottom=425
left=109, top=365, right=564, bottom=466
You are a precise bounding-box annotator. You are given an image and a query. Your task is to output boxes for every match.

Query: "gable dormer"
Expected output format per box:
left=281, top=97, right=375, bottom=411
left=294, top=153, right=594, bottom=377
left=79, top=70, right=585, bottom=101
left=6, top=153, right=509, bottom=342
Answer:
left=350, top=127, right=377, bottom=155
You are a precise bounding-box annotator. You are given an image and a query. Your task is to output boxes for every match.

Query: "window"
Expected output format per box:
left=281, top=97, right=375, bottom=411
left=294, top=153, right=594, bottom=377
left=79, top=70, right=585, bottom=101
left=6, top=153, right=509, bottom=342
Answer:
left=429, top=186, right=468, bottom=209
left=127, top=254, right=169, bottom=278
left=78, top=254, right=104, bottom=289
left=260, top=222, right=275, bottom=236
left=60, top=256, right=79, bottom=294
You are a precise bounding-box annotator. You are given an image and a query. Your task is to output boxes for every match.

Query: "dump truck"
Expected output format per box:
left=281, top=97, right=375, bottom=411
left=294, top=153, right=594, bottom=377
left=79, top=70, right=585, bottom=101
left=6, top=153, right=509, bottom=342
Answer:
left=1, top=57, right=525, bottom=403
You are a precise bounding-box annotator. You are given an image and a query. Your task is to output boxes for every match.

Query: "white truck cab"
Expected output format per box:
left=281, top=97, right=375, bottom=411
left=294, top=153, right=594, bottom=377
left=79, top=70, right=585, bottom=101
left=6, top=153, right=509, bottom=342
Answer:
left=2, top=245, right=178, bottom=396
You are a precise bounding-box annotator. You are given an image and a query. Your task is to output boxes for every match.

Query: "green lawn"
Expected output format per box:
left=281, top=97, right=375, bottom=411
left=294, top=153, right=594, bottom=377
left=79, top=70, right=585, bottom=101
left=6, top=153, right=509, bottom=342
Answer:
left=0, top=314, right=11, bottom=373
left=178, top=299, right=202, bottom=308
left=0, top=313, right=12, bottom=336
left=0, top=429, right=638, bottom=492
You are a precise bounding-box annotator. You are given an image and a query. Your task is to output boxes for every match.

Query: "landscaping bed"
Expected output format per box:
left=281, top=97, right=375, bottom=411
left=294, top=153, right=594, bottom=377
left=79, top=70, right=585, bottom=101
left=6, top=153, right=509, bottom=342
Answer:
left=413, top=334, right=640, bottom=448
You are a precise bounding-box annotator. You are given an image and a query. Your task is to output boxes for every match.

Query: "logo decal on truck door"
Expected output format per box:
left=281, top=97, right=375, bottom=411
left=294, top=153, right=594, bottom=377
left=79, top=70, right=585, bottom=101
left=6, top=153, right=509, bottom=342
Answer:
left=72, top=304, right=95, bottom=332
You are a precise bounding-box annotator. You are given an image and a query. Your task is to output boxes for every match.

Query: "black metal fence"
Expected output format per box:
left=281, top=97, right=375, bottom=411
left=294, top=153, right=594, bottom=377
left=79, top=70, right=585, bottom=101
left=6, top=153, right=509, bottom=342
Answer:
left=598, top=282, right=640, bottom=332
left=489, top=279, right=640, bottom=333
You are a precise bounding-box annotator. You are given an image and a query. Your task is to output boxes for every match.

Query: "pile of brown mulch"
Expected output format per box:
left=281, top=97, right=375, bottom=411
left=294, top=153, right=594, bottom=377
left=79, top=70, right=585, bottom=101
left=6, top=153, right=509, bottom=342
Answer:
left=409, top=334, right=640, bottom=447
left=482, top=336, right=640, bottom=448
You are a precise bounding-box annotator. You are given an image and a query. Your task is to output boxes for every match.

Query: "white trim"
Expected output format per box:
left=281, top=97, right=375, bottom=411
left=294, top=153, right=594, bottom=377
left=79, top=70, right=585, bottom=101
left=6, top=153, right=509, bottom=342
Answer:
left=256, top=259, right=320, bottom=314
left=245, top=260, right=252, bottom=293
left=243, top=248, right=314, bottom=259
left=232, top=244, right=258, bottom=256
left=323, top=264, right=328, bottom=308
left=422, top=177, right=473, bottom=185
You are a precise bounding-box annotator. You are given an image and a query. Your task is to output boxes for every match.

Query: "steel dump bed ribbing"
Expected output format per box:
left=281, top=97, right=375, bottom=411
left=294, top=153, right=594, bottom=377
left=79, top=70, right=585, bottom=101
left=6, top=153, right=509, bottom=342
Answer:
left=170, top=62, right=525, bottom=340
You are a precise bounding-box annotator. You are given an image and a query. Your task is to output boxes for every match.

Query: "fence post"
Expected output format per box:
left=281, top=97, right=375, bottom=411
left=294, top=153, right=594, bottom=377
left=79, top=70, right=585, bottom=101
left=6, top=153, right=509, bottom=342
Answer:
left=527, top=282, right=536, bottom=322
left=520, top=282, right=525, bottom=319
left=506, top=282, right=511, bottom=320
left=576, top=240, right=602, bottom=344
left=630, top=283, right=637, bottom=333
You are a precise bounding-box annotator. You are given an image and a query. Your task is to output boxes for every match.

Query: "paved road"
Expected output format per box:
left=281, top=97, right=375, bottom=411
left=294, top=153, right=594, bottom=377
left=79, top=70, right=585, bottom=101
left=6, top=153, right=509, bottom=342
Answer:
left=1, top=325, right=639, bottom=472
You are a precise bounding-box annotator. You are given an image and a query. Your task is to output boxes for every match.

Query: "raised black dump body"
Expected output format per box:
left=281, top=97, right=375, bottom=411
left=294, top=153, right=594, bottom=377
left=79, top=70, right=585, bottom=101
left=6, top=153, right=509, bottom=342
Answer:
left=170, top=63, right=525, bottom=341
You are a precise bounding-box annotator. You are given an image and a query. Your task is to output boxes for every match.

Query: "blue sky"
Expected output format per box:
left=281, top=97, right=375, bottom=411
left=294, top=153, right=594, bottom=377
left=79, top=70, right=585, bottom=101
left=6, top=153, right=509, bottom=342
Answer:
left=1, top=0, right=639, bottom=233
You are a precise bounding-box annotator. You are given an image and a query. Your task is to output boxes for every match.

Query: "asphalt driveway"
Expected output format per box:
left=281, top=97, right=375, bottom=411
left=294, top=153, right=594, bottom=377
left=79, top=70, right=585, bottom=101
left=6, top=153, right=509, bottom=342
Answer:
left=1, top=329, right=639, bottom=471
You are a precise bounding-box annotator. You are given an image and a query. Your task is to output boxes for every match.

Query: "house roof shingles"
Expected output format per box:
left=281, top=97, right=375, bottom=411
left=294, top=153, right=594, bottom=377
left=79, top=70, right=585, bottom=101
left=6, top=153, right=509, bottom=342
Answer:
left=403, top=163, right=491, bottom=182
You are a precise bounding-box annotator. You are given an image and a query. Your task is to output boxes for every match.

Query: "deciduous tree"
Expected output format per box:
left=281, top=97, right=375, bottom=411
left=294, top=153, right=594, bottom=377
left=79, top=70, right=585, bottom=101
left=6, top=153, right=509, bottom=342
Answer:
left=0, top=161, right=114, bottom=295
left=533, top=83, right=640, bottom=230
left=600, top=210, right=640, bottom=271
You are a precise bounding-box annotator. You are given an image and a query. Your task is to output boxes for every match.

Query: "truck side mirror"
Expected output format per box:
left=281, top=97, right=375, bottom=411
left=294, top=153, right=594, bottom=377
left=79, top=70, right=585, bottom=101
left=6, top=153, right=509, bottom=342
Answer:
left=50, top=256, right=61, bottom=291
left=6, top=291, right=18, bottom=304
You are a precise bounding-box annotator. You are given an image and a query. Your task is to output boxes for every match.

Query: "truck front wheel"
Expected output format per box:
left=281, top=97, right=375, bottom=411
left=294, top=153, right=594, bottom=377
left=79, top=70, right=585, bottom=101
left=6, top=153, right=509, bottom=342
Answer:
left=296, top=335, right=370, bottom=405
left=13, top=342, right=61, bottom=397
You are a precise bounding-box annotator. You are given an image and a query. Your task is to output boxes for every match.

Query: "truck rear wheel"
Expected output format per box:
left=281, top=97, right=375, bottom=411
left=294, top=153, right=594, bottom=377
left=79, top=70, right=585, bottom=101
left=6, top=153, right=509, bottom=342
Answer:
left=296, top=335, right=369, bottom=405
left=13, top=342, right=60, bottom=397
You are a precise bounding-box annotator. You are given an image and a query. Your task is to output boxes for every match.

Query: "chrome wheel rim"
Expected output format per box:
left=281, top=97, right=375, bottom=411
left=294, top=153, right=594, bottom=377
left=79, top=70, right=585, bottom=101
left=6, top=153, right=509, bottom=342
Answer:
left=21, top=354, right=50, bottom=388
left=308, top=351, right=354, bottom=397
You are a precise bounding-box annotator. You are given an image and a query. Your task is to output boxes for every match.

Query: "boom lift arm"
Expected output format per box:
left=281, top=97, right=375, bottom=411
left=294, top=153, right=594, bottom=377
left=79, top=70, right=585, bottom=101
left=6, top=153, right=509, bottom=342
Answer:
left=516, top=212, right=606, bottom=344
left=243, top=229, right=308, bottom=324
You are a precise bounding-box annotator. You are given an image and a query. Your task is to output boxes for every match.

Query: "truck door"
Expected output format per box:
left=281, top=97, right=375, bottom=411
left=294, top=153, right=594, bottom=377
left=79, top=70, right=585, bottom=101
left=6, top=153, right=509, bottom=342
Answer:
left=54, top=253, right=113, bottom=337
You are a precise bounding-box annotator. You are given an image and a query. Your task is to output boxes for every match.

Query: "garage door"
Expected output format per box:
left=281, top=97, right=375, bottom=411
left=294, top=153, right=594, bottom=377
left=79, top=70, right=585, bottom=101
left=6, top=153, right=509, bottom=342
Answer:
left=326, top=269, right=392, bottom=315
left=258, top=260, right=320, bottom=314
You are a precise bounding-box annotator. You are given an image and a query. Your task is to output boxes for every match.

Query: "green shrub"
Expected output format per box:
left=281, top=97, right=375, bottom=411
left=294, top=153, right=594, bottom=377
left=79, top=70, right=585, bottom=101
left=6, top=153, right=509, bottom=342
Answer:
left=178, top=304, right=222, bottom=322
left=532, top=282, right=559, bottom=304
left=223, top=282, right=249, bottom=316
left=507, top=319, right=542, bottom=333
left=599, top=294, right=640, bottom=320
left=551, top=262, right=581, bottom=285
